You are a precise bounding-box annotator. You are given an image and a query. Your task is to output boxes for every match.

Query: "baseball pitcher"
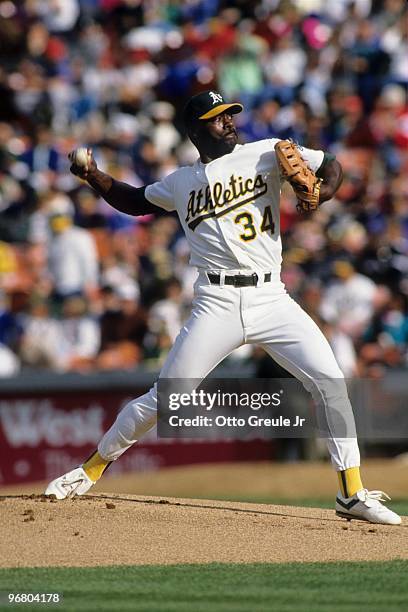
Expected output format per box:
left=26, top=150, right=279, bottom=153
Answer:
left=46, top=91, right=401, bottom=525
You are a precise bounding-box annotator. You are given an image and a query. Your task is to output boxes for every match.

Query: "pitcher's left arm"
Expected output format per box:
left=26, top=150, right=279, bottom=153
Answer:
left=316, top=154, right=343, bottom=203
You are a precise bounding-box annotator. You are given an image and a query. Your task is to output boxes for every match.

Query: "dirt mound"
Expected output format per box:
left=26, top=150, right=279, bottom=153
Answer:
left=0, top=494, right=406, bottom=568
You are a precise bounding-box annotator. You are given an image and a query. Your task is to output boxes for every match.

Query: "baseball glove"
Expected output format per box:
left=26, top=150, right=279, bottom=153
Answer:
left=274, top=140, right=322, bottom=213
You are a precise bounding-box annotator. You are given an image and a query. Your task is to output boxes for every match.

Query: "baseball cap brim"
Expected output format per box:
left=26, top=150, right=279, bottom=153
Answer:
left=199, top=103, right=243, bottom=120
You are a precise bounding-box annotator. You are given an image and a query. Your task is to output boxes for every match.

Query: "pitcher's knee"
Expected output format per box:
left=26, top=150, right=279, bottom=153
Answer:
left=314, top=357, right=345, bottom=380
left=124, top=388, right=157, bottom=423
left=304, top=374, right=350, bottom=408
left=110, top=388, right=158, bottom=440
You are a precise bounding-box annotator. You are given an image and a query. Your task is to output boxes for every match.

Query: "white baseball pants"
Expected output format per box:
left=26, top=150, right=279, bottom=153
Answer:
left=98, top=271, right=360, bottom=471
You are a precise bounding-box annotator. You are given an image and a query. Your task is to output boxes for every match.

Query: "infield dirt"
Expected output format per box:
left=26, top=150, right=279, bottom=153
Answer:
left=1, top=461, right=407, bottom=568
left=1, top=493, right=407, bottom=568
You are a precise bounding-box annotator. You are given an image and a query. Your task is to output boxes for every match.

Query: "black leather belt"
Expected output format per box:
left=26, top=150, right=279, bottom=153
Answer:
left=208, top=272, right=272, bottom=287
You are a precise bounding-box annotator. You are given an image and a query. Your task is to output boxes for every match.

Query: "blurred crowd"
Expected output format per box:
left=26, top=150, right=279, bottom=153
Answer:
left=0, top=0, right=407, bottom=378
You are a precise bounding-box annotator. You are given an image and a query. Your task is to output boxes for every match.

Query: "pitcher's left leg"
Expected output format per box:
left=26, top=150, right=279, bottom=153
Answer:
left=251, top=293, right=401, bottom=525
left=249, top=293, right=358, bottom=471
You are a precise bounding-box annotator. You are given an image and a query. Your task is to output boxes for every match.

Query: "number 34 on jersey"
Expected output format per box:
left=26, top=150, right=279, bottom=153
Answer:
left=234, top=205, right=275, bottom=242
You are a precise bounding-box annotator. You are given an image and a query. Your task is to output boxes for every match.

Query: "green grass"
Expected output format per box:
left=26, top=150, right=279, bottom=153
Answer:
left=1, top=561, right=407, bottom=612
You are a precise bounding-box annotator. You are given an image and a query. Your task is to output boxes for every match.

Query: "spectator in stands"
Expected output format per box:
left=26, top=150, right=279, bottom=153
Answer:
left=47, top=193, right=99, bottom=302
left=19, top=297, right=61, bottom=369
left=263, top=33, right=306, bottom=105
left=74, top=188, right=108, bottom=230
left=319, top=260, right=377, bottom=339
left=148, top=277, right=184, bottom=344
left=149, top=101, right=181, bottom=161
left=360, top=290, right=408, bottom=370
left=54, top=295, right=100, bottom=372
left=96, top=284, right=147, bottom=370
left=19, top=125, right=59, bottom=175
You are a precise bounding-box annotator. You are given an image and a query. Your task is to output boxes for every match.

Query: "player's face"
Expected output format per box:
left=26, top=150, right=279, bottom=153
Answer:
left=195, top=111, right=238, bottom=158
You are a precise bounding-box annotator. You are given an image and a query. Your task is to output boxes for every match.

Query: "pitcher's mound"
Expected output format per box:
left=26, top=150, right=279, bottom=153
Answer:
left=1, top=494, right=406, bottom=568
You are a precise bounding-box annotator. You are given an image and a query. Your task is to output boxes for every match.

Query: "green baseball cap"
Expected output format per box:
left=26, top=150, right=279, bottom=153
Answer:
left=183, top=90, right=243, bottom=124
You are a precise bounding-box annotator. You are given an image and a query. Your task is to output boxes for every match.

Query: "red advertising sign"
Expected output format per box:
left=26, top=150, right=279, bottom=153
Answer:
left=0, top=391, right=275, bottom=486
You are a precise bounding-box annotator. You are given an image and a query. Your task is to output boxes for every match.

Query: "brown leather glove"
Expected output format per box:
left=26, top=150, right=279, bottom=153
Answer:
left=275, top=140, right=322, bottom=212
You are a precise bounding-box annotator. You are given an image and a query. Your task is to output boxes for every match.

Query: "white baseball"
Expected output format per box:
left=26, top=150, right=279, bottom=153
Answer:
left=70, top=147, right=91, bottom=168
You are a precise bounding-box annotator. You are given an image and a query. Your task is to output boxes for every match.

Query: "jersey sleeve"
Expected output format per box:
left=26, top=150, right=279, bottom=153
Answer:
left=145, top=173, right=177, bottom=212
left=297, top=145, right=324, bottom=173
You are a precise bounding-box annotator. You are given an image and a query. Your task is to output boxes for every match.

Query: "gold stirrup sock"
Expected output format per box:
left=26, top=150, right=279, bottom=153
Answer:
left=83, top=451, right=111, bottom=483
left=338, top=467, right=363, bottom=498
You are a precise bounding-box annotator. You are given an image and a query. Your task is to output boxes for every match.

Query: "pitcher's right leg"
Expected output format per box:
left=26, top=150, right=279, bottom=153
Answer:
left=45, top=283, right=244, bottom=498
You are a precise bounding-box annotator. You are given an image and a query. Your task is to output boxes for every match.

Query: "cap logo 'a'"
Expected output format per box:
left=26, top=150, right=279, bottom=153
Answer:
left=209, top=91, right=223, bottom=105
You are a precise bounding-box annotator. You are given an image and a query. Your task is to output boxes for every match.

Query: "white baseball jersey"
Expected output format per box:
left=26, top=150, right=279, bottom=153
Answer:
left=145, top=139, right=324, bottom=271
left=98, top=139, right=362, bottom=477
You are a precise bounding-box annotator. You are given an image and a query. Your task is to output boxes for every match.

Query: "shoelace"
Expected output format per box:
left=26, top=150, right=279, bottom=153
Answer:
left=62, top=477, right=83, bottom=491
left=362, top=489, right=391, bottom=503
